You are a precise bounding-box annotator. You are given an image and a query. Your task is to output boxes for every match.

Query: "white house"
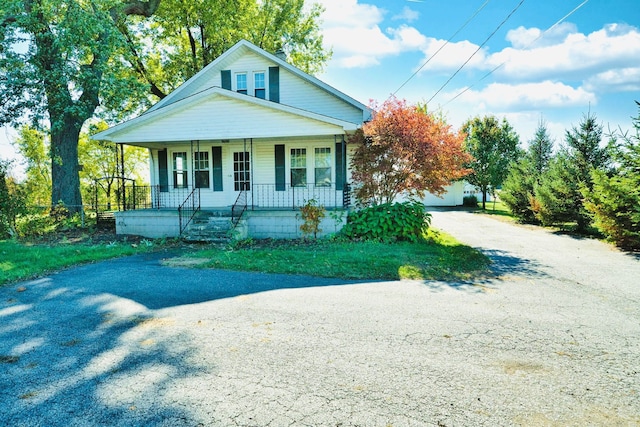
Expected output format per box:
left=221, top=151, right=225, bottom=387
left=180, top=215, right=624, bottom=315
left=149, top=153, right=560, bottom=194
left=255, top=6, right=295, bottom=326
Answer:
left=93, top=39, right=371, bottom=239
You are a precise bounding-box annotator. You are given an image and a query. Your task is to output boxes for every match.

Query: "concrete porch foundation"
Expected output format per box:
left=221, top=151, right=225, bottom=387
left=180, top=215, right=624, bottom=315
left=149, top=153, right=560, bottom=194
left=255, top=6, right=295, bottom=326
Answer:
left=115, top=209, right=348, bottom=240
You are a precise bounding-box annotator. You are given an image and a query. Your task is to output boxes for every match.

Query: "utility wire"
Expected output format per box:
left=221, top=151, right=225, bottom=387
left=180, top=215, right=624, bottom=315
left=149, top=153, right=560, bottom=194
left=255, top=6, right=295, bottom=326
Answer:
left=391, top=0, right=491, bottom=98
left=443, top=0, right=590, bottom=106
left=426, top=0, right=526, bottom=105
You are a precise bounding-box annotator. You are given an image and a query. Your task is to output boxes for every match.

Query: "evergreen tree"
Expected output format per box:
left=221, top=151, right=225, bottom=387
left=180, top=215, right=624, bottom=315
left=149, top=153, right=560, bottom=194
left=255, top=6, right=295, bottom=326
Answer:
left=534, top=113, right=608, bottom=231
left=501, top=121, right=554, bottom=223
left=534, top=150, right=583, bottom=227
left=584, top=102, right=640, bottom=249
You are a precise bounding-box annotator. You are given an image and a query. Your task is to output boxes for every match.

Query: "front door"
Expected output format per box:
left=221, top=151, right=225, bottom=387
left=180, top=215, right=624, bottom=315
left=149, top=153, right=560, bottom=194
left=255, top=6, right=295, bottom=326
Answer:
left=233, top=151, right=250, bottom=191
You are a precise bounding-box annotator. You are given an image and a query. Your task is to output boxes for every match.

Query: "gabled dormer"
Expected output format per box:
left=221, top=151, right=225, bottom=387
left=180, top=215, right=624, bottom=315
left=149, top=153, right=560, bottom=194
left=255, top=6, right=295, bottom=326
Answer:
left=146, top=39, right=370, bottom=125
left=220, top=63, right=280, bottom=102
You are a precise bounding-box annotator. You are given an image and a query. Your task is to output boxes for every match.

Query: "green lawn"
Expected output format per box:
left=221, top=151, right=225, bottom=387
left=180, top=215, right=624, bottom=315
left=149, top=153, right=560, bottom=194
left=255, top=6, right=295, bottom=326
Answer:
left=169, top=229, right=491, bottom=281
left=0, top=239, right=152, bottom=286
left=474, top=200, right=515, bottom=221
left=2, top=228, right=491, bottom=285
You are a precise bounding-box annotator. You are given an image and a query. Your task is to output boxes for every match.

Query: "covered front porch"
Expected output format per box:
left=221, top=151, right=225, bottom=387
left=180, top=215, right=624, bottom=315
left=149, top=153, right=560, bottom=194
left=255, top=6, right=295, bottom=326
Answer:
left=107, top=179, right=351, bottom=239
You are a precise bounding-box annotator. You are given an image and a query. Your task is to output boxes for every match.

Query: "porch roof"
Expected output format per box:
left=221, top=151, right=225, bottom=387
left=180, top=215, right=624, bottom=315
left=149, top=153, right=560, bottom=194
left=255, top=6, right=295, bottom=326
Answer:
left=93, top=87, right=360, bottom=146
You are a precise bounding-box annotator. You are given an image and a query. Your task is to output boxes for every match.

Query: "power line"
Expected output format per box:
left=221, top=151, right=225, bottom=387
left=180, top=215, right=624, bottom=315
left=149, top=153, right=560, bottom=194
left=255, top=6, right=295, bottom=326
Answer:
left=391, top=0, right=491, bottom=98
left=426, top=0, right=526, bottom=105
left=443, top=0, right=590, bottom=107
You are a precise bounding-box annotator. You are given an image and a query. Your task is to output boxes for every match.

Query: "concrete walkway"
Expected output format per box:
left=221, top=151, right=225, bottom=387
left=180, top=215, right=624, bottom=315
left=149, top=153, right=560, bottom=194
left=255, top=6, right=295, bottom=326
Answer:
left=1, top=211, right=639, bottom=426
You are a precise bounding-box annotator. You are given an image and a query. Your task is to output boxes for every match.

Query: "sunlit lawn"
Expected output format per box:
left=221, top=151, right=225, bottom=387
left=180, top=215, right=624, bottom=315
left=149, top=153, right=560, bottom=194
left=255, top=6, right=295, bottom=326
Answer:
left=474, top=200, right=515, bottom=221
left=0, top=239, right=152, bottom=285
left=172, top=229, right=491, bottom=281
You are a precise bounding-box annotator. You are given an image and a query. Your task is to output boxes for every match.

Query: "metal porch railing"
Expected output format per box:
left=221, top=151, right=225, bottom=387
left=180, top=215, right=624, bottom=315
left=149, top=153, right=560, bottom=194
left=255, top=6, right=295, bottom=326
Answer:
left=178, top=188, right=201, bottom=235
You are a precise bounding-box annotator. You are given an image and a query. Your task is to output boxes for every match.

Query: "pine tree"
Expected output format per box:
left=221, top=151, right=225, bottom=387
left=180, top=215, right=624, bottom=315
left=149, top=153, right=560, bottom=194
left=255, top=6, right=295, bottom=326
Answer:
left=584, top=102, right=640, bottom=249
left=534, top=113, right=608, bottom=231
left=501, top=121, right=553, bottom=223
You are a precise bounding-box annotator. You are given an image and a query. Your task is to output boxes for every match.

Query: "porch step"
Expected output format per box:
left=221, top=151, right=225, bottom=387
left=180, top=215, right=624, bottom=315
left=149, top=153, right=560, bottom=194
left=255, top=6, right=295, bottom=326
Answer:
left=181, top=210, right=236, bottom=243
left=96, top=211, right=116, bottom=229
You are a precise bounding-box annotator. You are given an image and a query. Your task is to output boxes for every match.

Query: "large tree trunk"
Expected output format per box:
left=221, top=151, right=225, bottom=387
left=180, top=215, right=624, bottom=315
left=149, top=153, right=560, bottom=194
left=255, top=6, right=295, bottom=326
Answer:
left=481, top=186, right=488, bottom=210
left=50, top=117, right=83, bottom=215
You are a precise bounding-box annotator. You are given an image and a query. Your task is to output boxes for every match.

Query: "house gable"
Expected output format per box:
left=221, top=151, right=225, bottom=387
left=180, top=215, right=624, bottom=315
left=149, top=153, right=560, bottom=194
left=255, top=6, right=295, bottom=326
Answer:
left=144, top=40, right=370, bottom=124
left=97, top=89, right=357, bottom=145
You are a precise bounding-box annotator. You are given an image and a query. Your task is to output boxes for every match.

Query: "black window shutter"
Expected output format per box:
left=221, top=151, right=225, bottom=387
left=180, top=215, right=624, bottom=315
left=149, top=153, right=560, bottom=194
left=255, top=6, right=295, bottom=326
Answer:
left=212, top=146, right=223, bottom=191
left=335, top=142, right=344, bottom=190
left=158, top=149, right=169, bottom=192
left=275, top=144, right=285, bottom=191
left=268, top=67, right=279, bottom=103
left=221, top=70, right=231, bottom=90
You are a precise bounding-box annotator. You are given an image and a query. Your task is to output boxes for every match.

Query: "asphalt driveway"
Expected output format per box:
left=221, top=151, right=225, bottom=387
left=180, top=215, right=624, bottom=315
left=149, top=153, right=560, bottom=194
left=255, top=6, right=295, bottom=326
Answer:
left=1, top=210, right=639, bottom=426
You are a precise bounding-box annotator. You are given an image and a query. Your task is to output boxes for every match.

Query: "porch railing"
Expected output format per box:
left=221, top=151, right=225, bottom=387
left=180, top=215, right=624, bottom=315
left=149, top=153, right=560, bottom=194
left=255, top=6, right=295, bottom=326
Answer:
left=251, top=183, right=347, bottom=209
left=94, top=183, right=352, bottom=212
left=231, top=189, right=248, bottom=227
left=178, top=188, right=201, bottom=235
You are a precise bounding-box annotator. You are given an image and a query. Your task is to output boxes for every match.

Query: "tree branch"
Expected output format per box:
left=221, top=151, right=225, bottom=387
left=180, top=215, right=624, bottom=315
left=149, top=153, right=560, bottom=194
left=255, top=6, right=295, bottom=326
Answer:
left=120, top=0, right=162, bottom=17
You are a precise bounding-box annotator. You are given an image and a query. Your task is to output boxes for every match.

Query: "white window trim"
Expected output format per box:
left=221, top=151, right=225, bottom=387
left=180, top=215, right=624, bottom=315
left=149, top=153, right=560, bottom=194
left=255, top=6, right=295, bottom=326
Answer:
left=232, top=70, right=268, bottom=99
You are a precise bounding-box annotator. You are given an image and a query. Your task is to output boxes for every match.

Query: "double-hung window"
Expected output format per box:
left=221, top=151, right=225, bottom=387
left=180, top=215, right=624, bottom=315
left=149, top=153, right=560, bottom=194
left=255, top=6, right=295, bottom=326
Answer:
left=173, top=152, right=188, bottom=188
left=314, top=147, right=331, bottom=187
left=194, top=151, right=210, bottom=189
left=236, top=73, right=247, bottom=94
left=254, top=72, right=266, bottom=99
left=290, top=148, right=307, bottom=187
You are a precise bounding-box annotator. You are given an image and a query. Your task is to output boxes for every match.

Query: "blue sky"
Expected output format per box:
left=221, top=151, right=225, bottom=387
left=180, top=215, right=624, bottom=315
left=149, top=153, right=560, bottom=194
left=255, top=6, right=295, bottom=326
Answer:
left=316, top=0, right=640, bottom=145
left=2, top=0, right=639, bottom=171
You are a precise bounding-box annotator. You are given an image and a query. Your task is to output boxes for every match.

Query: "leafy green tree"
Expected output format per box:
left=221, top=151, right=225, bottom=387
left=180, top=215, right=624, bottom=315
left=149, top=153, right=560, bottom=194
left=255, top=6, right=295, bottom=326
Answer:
left=12, top=125, right=51, bottom=206
left=79, top=123, right=148, bottom=209
left=0, top=159, right=26, bottom=238
left=1, top=0, right=328, bottom=217
left=501, top=121, right=554, bottom=223
left=122, top=0, right=330, bottom=99
left=584, top=102, right=640, bottom=249
left=462, top=115, right=520, bottom=209
left=534, top=113, right=609, bottom=231
left=1, top=0, right=158, bottom=214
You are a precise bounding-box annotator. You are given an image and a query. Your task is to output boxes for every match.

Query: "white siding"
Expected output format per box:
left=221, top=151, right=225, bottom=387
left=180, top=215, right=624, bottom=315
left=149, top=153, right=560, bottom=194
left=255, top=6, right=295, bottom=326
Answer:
left=422, top=182, right=465, bottom=206
left=114, top=96, right=347, bottom=143
left=279, top=68, right=364, bottom=124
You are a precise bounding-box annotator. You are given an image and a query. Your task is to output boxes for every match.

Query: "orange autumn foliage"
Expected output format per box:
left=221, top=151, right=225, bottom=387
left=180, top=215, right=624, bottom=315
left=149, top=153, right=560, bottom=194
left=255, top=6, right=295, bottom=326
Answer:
left=349, top=97, right=471, bottom=206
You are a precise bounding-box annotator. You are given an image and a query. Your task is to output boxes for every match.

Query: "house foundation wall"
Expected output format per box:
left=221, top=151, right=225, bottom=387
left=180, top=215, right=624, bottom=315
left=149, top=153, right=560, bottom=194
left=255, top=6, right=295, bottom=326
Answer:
left=114, top=209, right=347, bottom=240
left=245, top=210, right=346, bottom=239
left=115, top=210, right=180, bottom=238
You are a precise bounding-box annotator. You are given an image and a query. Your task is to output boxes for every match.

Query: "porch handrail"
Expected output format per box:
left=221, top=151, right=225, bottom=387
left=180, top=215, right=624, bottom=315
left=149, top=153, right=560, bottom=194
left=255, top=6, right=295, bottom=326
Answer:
left=178, top=188, right=201, bottom=235
left=231, top=189, right=248, bottom=228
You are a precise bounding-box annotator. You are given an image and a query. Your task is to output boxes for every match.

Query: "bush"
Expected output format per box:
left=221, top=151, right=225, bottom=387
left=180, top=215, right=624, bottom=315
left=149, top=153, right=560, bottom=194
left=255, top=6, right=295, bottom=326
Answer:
left=298, top=199, right=326, bottom=239
left=462, top=195, right=478, bottom=207
left=341, top=201, right=431, bottom=242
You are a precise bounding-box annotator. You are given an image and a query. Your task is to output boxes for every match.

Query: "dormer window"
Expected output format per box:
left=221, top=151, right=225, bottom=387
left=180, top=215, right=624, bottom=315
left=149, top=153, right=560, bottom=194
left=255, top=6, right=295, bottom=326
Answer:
left=254, top=72, right=266, bottom=99
left=236, top=73, right=247, bottom=94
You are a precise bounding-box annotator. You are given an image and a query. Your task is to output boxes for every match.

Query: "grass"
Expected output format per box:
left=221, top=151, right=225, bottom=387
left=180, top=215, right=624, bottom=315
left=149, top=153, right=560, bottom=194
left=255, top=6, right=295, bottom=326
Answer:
left=0, top=239, right=152, bottom=286
left=473, top=200, right=515, bottom=220
left=172, top=229, right=491, bottom=281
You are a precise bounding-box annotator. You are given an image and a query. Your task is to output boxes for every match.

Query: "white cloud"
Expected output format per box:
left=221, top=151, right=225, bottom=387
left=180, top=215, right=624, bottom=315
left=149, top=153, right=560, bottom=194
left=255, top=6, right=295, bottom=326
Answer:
left=585, top=67, right=640, bottom=92
left=392, top=6, right=419, bottom=23
left=319, top=0, right=383, bottom=29
left=444, top=81, right=596, bottom=111
left=490, top=24, right=640, bottom=84
left=506, top=22, right=577, bottom=49
left=417, top=39, right=487, bottom=72
left=319, top=0, right=427, bottom=68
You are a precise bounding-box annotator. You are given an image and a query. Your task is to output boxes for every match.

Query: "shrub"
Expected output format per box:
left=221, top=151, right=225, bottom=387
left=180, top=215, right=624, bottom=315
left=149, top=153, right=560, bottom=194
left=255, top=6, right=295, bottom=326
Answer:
left=341, top=200, right=431, bottom=242
left=298, top=199, right=326, bottom=239
left=462, top=195, right=478, bottom=207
